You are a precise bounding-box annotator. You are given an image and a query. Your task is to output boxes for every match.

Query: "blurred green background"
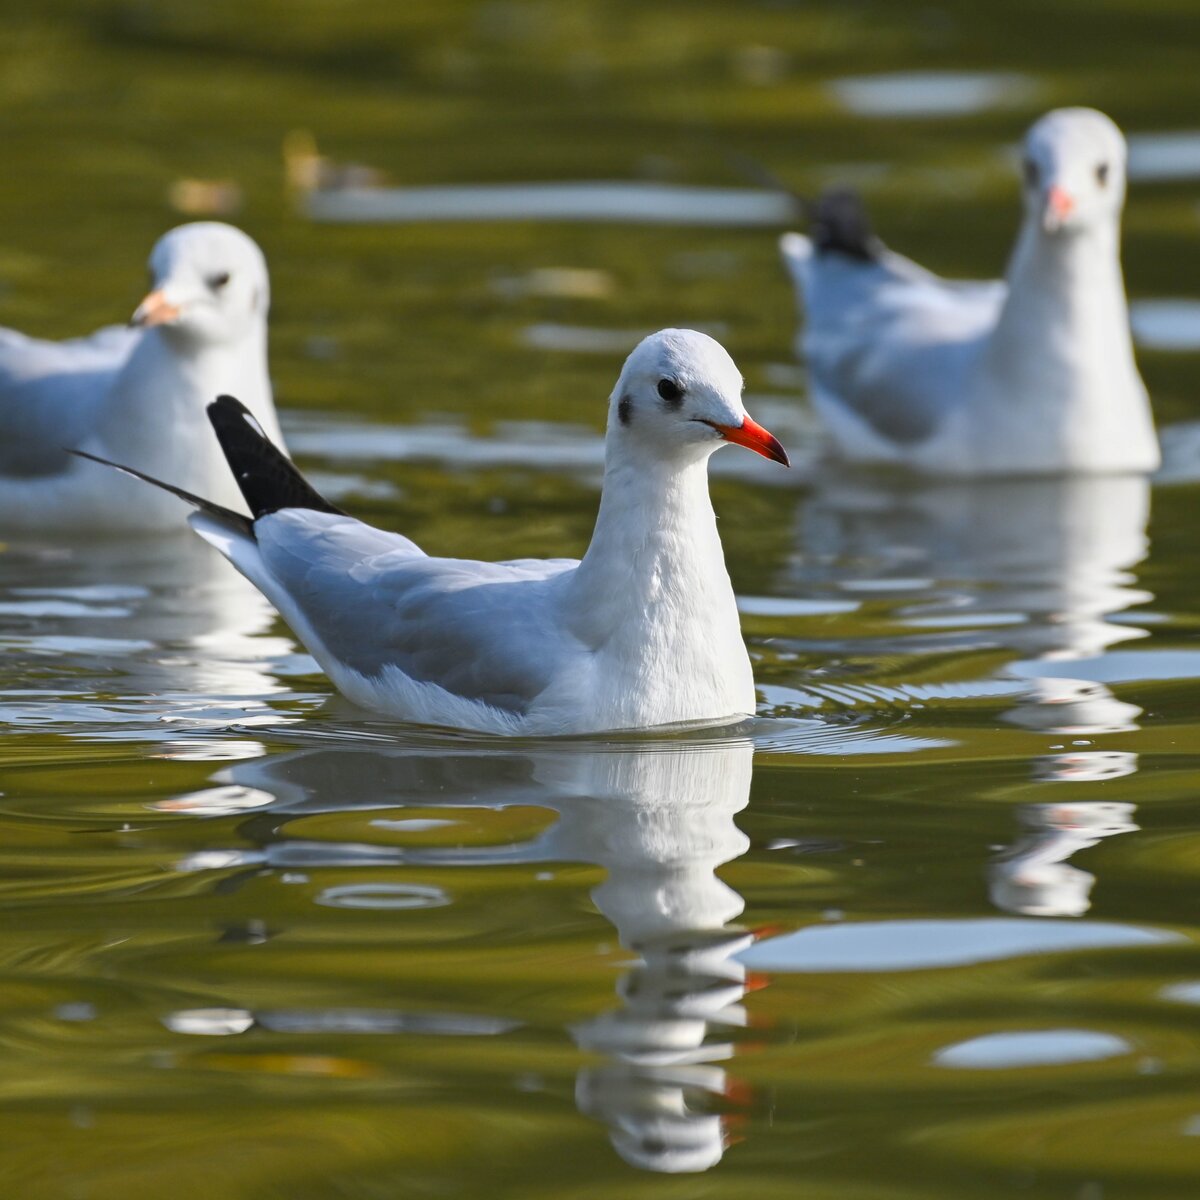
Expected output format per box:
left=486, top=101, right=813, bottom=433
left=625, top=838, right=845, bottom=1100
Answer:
left=3, top=0, right=1199, bottom=439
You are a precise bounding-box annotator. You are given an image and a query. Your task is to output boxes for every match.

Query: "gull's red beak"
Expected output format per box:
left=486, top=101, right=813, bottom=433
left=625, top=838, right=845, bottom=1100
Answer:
left=1043, top=185, right=1076, bottom=232
left=711, top=415, right=790, bottom=466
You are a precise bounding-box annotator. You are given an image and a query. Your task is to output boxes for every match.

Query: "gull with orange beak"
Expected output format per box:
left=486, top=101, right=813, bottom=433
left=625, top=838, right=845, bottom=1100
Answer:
left=780, top=107, right=1158, bottom=474
left=0, top=221, right=282, bottom=532
left=76, top=330, right=789, bottom=735
left=130, top=290, right=182, bottom=328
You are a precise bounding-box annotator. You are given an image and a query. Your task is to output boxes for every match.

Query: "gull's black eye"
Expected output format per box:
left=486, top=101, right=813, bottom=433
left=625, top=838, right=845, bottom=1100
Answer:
left=1096, top=162, right=1110, bottom=187
left=1023, top=159, right=1039, bottom=188
left=657, top=378, right=683, bottom=407
left=208, top=271, right=231, bottom=290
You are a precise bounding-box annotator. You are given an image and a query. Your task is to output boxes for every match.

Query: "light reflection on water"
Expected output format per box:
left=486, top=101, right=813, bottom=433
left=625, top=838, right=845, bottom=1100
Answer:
left=825, top=71, right=1038, bottom=119
left=931, top=1028, right=1134, bottom=1070
left=1127, top=131, right=1200, bottom=182
left=305, top=181, right=801, bottom=226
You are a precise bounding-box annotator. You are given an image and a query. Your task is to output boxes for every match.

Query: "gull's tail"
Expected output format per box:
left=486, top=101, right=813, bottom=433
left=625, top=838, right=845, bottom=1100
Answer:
left=70, top=395, right=344, bottom=543
left=207, top=395, right=345, bottom=519
left=723, top=153, right=881, bottom=263
left=68, top=448, right=254, bottom=537
left=811, top=188, right=881, bottom=262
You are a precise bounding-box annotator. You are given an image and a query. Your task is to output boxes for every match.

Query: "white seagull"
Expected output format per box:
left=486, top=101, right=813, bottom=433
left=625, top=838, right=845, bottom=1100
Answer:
left=780, top=107, right=1159, bottom=475
left=0, top=222, right=282, bottom=534
left=78, top=329, right=789, bottom=735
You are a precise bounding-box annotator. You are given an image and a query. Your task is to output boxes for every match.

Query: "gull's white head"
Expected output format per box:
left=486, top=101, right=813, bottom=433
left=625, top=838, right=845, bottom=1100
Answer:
left=132, top=222, right=270, bottom=345
left=1020, top=107, right=1128, bottom=234
left=608, top=329, right=789, bottom=466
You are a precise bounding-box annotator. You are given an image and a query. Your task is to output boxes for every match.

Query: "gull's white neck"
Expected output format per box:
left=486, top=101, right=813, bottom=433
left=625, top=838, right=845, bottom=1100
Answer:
left=968, top=212, right=1158, bottom=472
left=573, top=440, right=725, bottom=624
left=565, top=439, right=754, bottom=728
left=992, top=215, right=1132, bottom=365
left=100, top=324, right=277, bottom=455
left=91, top=322, right=280, bottom=518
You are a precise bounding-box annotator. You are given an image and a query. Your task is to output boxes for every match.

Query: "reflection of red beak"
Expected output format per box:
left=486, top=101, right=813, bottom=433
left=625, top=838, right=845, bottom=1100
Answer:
left=1043, top=185, right=1076, bottom=232
left=749, top=922, right=788, bottom=940
left=709, top=416, right=790, bottom=466
left=744, top=971, right=771, bottom=994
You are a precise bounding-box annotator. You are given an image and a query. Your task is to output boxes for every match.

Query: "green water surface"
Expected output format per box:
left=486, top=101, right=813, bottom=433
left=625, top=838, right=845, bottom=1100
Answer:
left=1, top=2, right=1199, bottom=1197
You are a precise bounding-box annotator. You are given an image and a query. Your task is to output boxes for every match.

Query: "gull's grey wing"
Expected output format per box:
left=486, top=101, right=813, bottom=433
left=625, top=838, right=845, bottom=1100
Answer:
left=0, top=324, right=140, bottom=476
left=781, top=232, right=1006, bottom=444
left=255, top=510, right=579, bottom=714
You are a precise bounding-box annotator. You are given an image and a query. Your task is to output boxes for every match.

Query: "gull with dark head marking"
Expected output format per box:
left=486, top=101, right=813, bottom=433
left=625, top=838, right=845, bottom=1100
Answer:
left=78, top=329, right=789, bottom=735
left=0, top=222, right=281, bottom=533
left=780, top=107, right=1158, bottom=475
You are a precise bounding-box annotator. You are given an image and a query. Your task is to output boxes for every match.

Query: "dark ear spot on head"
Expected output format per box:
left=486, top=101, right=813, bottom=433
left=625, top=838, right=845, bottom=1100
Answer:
left=618, top=394, right=633, bottom=426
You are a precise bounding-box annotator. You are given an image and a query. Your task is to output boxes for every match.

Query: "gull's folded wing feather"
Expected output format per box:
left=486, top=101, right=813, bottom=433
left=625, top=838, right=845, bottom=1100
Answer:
left=251, top=510, right=579, bottom=713
left=0, top=325, right=139, bottom=476
left=191, top=398, right=581, bottom=716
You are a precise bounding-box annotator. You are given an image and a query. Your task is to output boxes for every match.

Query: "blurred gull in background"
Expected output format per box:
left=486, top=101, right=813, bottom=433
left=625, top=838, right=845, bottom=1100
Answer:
left=0, top=223, right=282, bottom=534
left=780, top=108, right=1159, bottom=475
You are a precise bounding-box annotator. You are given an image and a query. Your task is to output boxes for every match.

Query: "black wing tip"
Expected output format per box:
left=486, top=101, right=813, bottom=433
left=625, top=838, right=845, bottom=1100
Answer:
left=209, top=394, right=249, bottom=417
left=812, top=188, right=882, bottom=262
left=209, top=394, right=264, bottom=435
left=206, top=393, right=344, bottom=520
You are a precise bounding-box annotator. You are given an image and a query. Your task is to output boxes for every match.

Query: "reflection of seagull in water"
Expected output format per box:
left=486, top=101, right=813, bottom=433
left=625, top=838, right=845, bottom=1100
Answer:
left=175, top=735, right=758, bottom=1174
left=1033, top=750, right=1138, bottom=783
left=1000, top=677, right=1141, bottom=735
left=559, top=743, right=753, bottom=1174
left=0, top=535, right=288, bottom=706
left=793, top=474, right=1150, bottom=734
left=990, top=801, right=1138, bottom=917
left=573, top=924, right=752, bottom=1174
